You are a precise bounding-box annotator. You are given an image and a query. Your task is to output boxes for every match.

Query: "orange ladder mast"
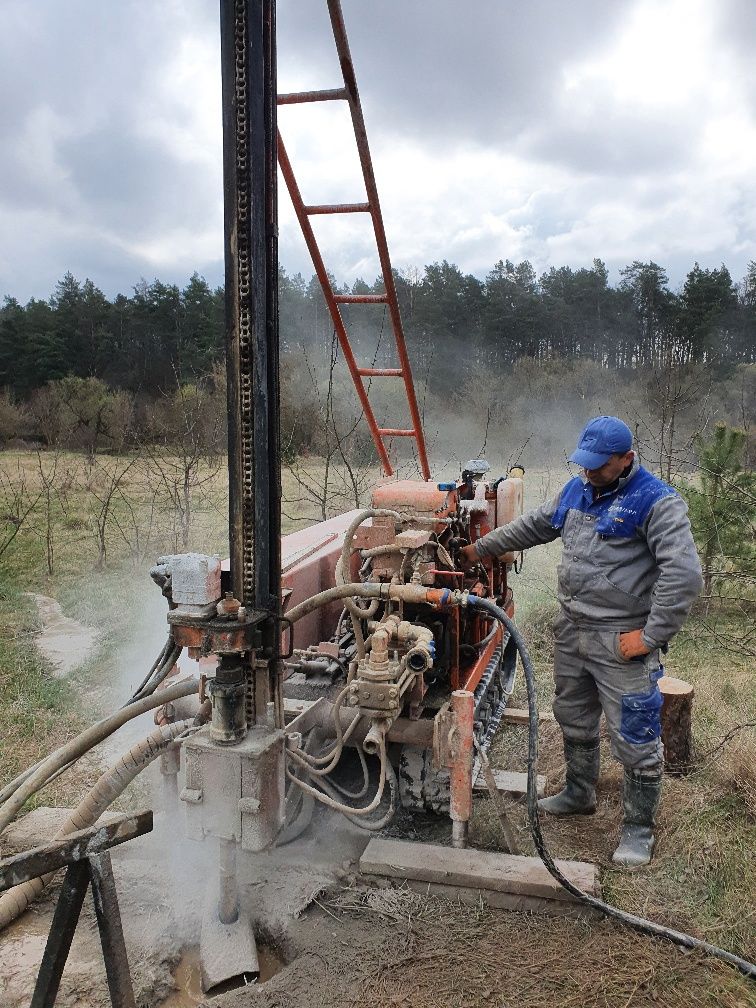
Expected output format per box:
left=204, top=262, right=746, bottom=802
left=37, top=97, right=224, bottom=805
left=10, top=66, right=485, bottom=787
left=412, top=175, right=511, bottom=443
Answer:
left=277, top=0, right=431, bottom=481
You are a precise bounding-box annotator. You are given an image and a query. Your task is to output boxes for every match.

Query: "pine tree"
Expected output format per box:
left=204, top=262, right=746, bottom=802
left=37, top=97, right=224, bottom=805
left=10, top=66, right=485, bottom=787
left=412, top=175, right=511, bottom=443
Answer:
left=679, top=423, right=756, bottom=596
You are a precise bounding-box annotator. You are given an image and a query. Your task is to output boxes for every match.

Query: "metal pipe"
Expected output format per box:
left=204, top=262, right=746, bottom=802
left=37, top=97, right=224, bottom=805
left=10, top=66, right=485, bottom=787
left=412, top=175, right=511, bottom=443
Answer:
left=286, top=580, right=437, bottom=624
left=451, top=821, right=469, bottom=848
left=218, top=839, right=239, bottom=925
left=277, top=87, right=347, bottom=104
left=449, top=689, right=474, bottom=849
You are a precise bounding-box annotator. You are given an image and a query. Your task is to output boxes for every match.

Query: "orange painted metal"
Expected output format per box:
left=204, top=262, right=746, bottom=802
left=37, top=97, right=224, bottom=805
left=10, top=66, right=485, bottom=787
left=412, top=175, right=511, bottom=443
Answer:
left=276, top=135, right=393, bottom=476
left=371, top=480, right=456, bottom=517
left=449, top=605, right=461, bottom=690
left=449, top=690, right=474, bottom=827
left=276, top=0, right=430, bottom=480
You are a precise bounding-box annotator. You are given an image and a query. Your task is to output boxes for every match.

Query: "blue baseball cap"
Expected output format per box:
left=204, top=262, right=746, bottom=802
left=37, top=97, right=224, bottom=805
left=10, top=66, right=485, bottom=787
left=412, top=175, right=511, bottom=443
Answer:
left=569, top=416, right=633, bottom=470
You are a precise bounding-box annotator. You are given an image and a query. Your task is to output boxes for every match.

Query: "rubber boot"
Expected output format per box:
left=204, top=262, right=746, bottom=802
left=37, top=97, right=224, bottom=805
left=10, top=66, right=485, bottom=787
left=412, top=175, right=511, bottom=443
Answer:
left=612, top=770, right=662, bottom=868
left=537, top=737, right=600, bottom=816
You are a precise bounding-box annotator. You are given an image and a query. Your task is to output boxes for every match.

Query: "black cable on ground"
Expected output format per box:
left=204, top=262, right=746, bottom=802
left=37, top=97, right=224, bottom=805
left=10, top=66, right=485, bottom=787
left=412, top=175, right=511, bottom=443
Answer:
left=465, top=594, right=756, bottom=983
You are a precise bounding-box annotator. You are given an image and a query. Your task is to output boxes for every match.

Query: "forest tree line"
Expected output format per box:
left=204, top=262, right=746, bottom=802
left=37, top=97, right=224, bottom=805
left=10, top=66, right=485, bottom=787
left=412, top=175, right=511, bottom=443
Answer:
left=1, top=256, right=754, bottom=394
left=0, top=256, right=753, bottom=468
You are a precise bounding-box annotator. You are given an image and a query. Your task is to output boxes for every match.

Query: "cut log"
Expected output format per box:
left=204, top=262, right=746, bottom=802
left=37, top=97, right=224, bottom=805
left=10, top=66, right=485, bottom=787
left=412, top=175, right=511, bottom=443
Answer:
left=360, top=838, right=600, bottom=903
left=659, top=675, right=695, bottom=774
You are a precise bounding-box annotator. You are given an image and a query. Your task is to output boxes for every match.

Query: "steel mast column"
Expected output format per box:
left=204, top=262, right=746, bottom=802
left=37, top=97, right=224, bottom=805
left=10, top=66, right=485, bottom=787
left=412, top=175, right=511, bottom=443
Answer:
left=220, top=0, right=282, bottom=729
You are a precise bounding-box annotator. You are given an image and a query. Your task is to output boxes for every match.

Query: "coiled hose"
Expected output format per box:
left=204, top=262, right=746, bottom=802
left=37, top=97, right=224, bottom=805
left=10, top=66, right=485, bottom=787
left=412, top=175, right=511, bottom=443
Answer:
left=465, top=594, right=756, bottom=982
left=0, top=719, right=194, bottom=930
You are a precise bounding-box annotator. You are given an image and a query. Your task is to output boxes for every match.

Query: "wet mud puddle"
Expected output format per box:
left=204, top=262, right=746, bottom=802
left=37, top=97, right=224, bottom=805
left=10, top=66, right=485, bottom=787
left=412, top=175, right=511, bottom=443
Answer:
left=161, top=945, right=285, bottom=1006
left=28, top=593, right=96, bottom=677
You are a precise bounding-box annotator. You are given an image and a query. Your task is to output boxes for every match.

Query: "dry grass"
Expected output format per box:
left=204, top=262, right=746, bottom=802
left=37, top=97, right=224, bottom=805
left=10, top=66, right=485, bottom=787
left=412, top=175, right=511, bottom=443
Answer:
left=217, top=886, right=755, bottom=1008
left=1, top=453, right=754, bottom=1007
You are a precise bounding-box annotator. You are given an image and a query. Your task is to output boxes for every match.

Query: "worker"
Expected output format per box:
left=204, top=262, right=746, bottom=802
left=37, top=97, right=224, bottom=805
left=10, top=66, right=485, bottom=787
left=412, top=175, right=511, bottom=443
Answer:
left=458, top=416, right=703, bottom=867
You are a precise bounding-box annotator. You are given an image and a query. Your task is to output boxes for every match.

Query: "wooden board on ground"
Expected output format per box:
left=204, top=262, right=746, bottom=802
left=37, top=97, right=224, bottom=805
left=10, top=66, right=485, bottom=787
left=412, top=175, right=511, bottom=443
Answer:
left=398, top=879, right=602, bottom=918
left=473, top=768, right=546, bottom=798
left=360, top=838, right=600, bottom=904
left=501, top=708, right=555, bottom=726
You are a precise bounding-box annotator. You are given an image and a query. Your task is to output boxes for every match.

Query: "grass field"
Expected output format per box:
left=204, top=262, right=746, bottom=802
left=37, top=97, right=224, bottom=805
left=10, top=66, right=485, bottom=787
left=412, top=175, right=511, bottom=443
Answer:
left=0, top=451, right=754, bottom=1006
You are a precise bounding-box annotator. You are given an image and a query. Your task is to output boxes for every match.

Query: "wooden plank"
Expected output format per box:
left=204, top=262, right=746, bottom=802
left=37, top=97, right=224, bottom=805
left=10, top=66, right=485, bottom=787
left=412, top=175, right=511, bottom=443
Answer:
left=501, top=708, right=554, bottom=726
left=473, top=769, right=545, bottom=798
left=399, top=879, right=602, bottom=919
left=31, top=861, right=90, bottom=1008
left=0, top=810, right=153, bottom=892
left=360, top=838, right=600, bottom=902
left=89, top=852, right=137, bottom=1008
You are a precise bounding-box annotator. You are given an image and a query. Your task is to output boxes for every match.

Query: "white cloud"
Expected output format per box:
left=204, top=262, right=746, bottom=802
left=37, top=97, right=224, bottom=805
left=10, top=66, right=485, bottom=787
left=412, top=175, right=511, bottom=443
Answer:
left=1, top=0, right=755, bottom=302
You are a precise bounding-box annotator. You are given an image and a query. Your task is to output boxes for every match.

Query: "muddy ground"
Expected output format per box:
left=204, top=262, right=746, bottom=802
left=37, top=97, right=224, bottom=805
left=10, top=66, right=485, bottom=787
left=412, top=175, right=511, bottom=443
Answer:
left=2, top=592, right=755, bottom=1008
left=3, top=754, right=754, bottom=1008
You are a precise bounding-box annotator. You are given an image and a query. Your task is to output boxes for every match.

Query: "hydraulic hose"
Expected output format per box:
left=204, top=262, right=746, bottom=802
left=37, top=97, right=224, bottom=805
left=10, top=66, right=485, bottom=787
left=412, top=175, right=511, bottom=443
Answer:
left=465, top=594, right=756, bottom=982
left=285, top=581, right=430, bottom=626
left=286, top=735, right=389, bottom=817
left=0, top=719, right=193, bottom=931
left=318, top=757, right=397, bottom=831
left=0, top=639, right=184, bottom=808
left=0, top=677, right=199, bottom=835
left=127, top=642, right=183, bottom=705
left=335, top=510, right=401, bottom=658
left=127, top=635, right=174, bottom=701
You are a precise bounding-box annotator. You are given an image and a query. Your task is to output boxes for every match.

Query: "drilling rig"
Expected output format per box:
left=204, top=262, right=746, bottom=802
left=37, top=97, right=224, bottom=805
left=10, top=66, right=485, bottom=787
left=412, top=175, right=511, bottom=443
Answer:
left=138, top=0, right=531, bottom=991
left=157, top=0, right=531, bottom=991
left=0, top=1, right=528, bottom=997
left=3, top=4, right=754, bottom=999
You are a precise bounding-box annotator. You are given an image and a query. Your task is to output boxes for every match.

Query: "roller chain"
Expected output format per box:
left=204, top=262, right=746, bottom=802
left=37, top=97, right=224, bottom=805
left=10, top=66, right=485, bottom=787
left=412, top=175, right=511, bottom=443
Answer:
left=398, top=632, right=518, bottom=814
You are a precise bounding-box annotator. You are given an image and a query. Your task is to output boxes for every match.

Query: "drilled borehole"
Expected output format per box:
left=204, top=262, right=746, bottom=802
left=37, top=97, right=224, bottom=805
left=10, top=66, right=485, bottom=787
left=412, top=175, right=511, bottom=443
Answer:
left=161, top=935, right=288, bottom=1006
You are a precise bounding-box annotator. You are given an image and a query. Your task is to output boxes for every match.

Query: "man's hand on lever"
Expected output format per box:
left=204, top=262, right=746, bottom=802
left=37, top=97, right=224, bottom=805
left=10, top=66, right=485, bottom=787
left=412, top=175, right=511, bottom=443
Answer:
left=458, top=543, right=480, bottom=573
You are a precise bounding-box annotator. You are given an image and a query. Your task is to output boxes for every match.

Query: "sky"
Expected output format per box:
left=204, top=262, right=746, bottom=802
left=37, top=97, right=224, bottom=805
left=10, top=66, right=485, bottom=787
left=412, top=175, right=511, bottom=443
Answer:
left=2, top=0, right=756, bottom=304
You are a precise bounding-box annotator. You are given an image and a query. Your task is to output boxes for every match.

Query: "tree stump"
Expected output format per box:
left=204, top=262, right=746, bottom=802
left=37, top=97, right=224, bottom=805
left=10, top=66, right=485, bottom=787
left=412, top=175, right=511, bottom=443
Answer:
left=659, top=675, right=695, bottom=774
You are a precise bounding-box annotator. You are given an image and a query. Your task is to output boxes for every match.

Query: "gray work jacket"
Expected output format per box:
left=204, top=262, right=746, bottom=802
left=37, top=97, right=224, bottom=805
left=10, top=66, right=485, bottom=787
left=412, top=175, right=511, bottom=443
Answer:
left=474, top=460, right=703, bottom=648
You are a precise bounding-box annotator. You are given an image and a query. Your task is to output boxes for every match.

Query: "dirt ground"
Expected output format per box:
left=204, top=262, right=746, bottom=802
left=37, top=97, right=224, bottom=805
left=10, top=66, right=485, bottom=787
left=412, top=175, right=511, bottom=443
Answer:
left=2, top=495, right=755, bottom=1008
left=3, top=743, right=754, bottom=1008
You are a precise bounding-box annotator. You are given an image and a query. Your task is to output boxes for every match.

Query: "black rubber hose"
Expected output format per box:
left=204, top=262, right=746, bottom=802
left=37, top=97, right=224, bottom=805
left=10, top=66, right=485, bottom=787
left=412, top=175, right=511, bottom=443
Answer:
left=128, top=635, right=173, bottom=700
left=465, top=594, right=756, bottom=983
left=126, top=643, right=183, bottom=705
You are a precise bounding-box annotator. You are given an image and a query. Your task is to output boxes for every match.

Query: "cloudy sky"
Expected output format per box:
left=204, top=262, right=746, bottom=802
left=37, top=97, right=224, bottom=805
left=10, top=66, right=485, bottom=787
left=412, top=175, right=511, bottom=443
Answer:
left=2, top=0, right=755, bottom=303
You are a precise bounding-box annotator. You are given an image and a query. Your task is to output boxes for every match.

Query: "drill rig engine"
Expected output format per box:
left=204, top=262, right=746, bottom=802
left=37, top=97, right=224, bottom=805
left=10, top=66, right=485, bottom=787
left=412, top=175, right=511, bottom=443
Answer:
left=278, top=467, right=525, bottom=816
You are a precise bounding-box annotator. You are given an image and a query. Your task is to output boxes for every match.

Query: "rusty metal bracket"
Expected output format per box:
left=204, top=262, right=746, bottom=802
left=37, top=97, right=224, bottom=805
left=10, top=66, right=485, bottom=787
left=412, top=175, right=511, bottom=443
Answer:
left=278, top=615, right=294, bottom=659
left=0, top=810, right=152, bottom=1008
left=167, top=609, right=269, bottom=656
left=432, top=701, right=456, bottom=770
